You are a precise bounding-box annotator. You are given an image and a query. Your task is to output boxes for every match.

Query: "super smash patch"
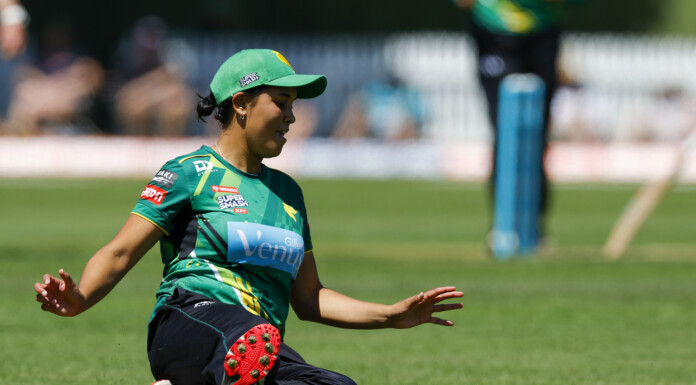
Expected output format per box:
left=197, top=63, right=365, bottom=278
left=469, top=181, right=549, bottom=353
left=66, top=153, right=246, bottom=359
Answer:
left=218, top=194, right=249, bottom=210
left=240, top=72, right=259, bottom=87
left=141, top=184, right=167, bottom=205
left=151, top=169, right=178, bottom=188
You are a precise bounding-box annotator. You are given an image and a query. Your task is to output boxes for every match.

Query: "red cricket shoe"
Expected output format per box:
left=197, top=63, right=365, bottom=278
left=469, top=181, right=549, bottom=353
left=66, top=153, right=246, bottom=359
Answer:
left=223, top=324, right=281, bottom=385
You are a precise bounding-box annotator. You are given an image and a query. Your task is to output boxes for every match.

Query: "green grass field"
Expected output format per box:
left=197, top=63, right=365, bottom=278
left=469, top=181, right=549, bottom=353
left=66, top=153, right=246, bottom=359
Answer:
left=1, top=178, right=695, bottom=385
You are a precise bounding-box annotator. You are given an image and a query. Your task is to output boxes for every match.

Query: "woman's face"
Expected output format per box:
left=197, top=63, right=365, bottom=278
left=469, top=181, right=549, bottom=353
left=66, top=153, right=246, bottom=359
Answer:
left=244, top=86, right=297, bottom=159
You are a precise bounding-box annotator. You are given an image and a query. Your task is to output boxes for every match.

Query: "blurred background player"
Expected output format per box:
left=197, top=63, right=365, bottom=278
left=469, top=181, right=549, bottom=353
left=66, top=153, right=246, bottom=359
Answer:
left=332, top=72, right=426, bottom=141
left=0, top=0, right=28, bottom=127
left=0, top=0, right=28, bottom=59
left=4, top=14, right=104, bottom=135
left=107, top=16, right=193, bottom=136
left=454, top=0, right=582, bottom=239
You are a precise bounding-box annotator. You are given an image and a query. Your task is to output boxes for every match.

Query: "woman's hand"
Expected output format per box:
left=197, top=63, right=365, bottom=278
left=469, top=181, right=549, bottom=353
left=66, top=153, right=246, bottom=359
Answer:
left=388, top=286, right=464, bottom=329
left=34, top=269, right=87, bottom=317
left=33, top=214, right=164, bottom=318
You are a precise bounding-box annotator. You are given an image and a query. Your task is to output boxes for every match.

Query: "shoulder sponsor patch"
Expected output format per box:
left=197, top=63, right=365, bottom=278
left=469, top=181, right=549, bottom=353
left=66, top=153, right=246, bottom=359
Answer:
left=151, top=169, right=178, bottom=188
left=140, top=184, right=167, bottom=205
left=233, top=208, right=248, bottom=214
left=212, top=185, right=239, bottom=194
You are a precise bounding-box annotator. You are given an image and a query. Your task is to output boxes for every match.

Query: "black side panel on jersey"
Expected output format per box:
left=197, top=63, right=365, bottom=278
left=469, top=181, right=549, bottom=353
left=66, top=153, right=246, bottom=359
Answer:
left=197, top=214, right=226, bottom=257
left=167, top=203, right=197, bottom=261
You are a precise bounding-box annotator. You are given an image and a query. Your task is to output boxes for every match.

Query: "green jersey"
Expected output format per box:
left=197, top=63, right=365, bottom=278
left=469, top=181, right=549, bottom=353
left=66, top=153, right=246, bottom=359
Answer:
left=471, top=0, right=565, bottom=35
left=132, top=145, right=312, bottom=336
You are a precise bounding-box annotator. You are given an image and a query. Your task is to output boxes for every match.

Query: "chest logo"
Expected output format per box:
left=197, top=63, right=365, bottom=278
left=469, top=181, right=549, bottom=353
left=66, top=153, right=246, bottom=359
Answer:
left=283, top=203, right=297, bottom=222
left=212, top=185, right=239, bottom=194
left=228, top=222, right=305, bottom=278
left=193, top=160, right=213, bottom=173
left=218, top=194, right=249, bottom=210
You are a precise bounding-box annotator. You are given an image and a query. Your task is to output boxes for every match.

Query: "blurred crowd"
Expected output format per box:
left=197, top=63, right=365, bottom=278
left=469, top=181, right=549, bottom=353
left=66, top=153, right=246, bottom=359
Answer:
left=550, top=73, right=696, bottom=143
left=0, top=10, right=430, bottom=141
left=1, top=7, right=695, bottom=143
left=0, top=14, right=198, bottom=137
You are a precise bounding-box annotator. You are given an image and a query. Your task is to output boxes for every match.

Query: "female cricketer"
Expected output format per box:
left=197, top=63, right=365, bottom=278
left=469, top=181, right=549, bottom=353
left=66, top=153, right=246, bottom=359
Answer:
left=34, top=49, right=464, bottom=385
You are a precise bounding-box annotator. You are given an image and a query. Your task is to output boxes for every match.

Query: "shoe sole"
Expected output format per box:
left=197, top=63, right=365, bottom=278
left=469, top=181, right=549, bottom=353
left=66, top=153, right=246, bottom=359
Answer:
left=223, top=323, right=281, bottom=385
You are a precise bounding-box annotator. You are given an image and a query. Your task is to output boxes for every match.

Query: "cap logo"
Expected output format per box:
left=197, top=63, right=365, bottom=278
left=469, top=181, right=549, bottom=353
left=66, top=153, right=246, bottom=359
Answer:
left=273, top=51, right=294, bottom=71
left=240, top=72, right=260, bottom=88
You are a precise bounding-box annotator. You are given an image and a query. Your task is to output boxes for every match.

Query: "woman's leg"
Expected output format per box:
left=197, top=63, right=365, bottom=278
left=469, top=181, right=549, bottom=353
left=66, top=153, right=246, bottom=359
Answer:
left=147, top=288, right=279, bottom=385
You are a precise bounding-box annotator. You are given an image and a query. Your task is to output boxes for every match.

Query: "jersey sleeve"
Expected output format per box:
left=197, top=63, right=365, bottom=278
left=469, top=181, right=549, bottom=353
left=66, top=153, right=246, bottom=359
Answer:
left=132, top=160, right=191, bottom=235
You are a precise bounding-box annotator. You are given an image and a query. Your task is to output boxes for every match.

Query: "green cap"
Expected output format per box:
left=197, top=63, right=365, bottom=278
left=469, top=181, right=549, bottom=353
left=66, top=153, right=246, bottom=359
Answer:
left=210, top=49, right=327, bottom=103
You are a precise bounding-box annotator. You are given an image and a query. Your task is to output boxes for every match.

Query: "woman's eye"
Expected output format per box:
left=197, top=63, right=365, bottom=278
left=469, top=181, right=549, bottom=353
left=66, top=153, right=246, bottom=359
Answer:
left=276, top=101, right=293, bottom=111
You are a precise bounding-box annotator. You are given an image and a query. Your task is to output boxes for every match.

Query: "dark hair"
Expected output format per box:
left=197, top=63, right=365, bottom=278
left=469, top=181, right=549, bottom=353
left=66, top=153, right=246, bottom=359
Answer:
left=197, top=92, right=233, bottom=126
left=196, top=86, right=267, bottom=127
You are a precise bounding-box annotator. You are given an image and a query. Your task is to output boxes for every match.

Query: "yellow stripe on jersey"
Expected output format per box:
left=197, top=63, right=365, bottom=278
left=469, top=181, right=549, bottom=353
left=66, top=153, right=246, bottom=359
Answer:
left=185, top=154, right=215, bottom=196
left=234, top=275, right=264, bottom=316
left=215, top=266, right=269, bottom=320
left=130, top=212, right=169, bottom=235
left=217, top=164, right=243, bottom=196
left=178, top=154, right=211, bottom=163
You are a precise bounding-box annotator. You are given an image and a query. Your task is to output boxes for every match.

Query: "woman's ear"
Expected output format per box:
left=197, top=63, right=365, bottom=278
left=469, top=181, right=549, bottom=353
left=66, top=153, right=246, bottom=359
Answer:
left=231, top=92, right=248, bottom=120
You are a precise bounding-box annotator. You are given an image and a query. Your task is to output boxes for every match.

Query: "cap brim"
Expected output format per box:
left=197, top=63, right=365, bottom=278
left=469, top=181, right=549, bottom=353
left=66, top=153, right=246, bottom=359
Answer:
left=265, top=74, right=327, bottom=99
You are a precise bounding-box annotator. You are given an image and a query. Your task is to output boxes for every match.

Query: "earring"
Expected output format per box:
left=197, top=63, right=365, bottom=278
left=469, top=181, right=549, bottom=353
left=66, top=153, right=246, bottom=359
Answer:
left=240, top=115, right=246, bottom=120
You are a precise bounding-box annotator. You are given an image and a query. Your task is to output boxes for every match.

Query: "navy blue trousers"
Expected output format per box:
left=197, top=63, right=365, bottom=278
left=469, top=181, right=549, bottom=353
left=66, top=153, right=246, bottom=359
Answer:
left=147, top=288, right=356, bottom=385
